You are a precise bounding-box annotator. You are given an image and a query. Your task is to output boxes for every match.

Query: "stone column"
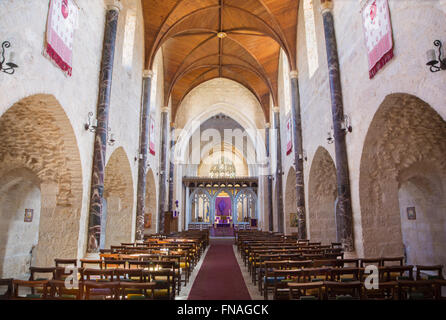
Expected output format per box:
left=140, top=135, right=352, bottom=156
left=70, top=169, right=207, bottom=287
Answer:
left=168, top=123, right=175, bottom=213
left=273, top=107, right=285, bottom=233
left=320, top=0, right=354, bottom=251
left=135, top=70, right=153, bottom=241
left=265, top=123, right=274, bottom=232
left=158, top=107, right=169, bottom=234
left=290, top=70, right=307, bottom=240
left=86, top=1, right=122, bottom=253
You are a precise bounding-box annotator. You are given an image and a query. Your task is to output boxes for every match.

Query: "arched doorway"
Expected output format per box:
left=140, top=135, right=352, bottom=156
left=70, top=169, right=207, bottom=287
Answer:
left=144, top=169, right=157, bottom=235
left=0, top=169, right=41, bottom=278
left=104, top=147, right=134, bottom=248
left=0, top=94, right=83, bottom=277
left=285, top=167, right=297, bottom=235
left=308, top=147, right=337, bottom=244
left=359, top=93, right=446, bottom=269
left=235, top=189, right=257, bottom=225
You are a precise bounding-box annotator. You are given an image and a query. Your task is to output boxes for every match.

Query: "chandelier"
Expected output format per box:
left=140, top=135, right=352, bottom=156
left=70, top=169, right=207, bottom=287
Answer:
left=209, top=157, right=236, bottom=178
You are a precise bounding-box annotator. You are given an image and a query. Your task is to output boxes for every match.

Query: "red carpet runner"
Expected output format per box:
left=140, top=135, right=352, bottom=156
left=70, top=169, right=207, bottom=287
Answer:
left=188, top=239, right=251, bottom=300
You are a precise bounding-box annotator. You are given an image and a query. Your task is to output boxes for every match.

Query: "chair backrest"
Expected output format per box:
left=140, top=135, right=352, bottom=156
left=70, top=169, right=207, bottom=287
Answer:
left=80, top=259, right=103, bottom=269
left=55, top=259, right=78, bottom=267
left=29, top=267, right=56, bottom=281
left=103, top=260, right=127, bottom=269
left=382, top=256, right=404, bottom=266
left=83, top=281, right=119, bottom=300
left=360, top=258, right=382, bottom=268
left=114, top=268, right=143, bottom=282
left=324, top=281, right=362, bottom=300
left=81, top=268, right=115, bottom=281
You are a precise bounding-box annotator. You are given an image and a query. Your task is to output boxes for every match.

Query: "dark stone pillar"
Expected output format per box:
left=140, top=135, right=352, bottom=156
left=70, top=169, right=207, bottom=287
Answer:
left=86, top=2, right=121, bottom=253
left=320, top=0, right=354, bottom=251
left=168, top=123, right=175, bottom=213
left=273, top=107, right=285, bottom=233
left=290, top=71, right=307, bottom=240
left=135, top=70, right=153, bottom=242
left=158, top=107, right=169, bottom=234
left=265, top=124, right=273, bottom=232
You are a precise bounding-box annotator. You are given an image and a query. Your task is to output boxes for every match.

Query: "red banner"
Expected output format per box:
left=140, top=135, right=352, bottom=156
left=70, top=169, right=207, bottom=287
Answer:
left=286, top=116, right=292, bottom=156
left=149, top=115, right=156, bottom=156
left=361, top=0, right=394, bottom=79
left=45, top=0, right=78, bottom=76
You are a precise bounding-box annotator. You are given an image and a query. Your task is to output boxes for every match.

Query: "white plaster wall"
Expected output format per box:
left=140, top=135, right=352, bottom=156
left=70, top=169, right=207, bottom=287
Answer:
left=0, top=0, right=148, bottom=258
left=289, top=0, right=446, bottom=257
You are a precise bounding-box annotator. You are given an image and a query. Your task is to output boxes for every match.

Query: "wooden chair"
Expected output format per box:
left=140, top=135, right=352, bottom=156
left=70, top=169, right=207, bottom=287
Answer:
left=12, top=280, right=48, bottom=299
left=416, top=265, right=444, bottom=280
left=54, top=258, right=77, bottom=267
left=47, top=280, right=82, bottom=300
left=142, top=269, right=175, bottom=300
left=398, top=280, right=438, bottom=300
left=324, top=281, right=363, bottom=300
left=114, top=268, right=143, bottom=283
left=0, top=278, right=13, bottom=300
left=288, top=281, right=324, bottom=300
left=362, top=281, right=398, bottom=300
left=29, top=267, right=56, bottom=294
left=81, top=268, right=115, bottom=282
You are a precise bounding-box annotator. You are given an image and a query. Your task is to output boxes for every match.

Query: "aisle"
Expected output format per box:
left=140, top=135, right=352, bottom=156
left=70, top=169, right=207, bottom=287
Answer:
left=188, top=238, right=251, bottom=300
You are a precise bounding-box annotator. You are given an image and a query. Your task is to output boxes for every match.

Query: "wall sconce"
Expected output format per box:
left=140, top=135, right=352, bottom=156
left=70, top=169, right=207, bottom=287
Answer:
left=327, top=126, right=334, bottom=144
left=1, top=41, right=18, bottom=75
left=426, top=40, right=446, bottom=73
left=107, top=127, right=115, bottom=146
left=84, top=112, right=97, bottom=132
left=342, top=115, right=353, bottom=133
left=299, top=150, right=308, bottom=162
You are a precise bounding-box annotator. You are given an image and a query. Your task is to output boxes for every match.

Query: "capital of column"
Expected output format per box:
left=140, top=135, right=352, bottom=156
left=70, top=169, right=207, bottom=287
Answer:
left=143, top=70, right=153, bottom=79
left=106, top=0, right=123, bottom=12
left=272, top=106, right=280, bottom=114
left=290, top=70, right=298, bottom=79
left=161, top=106, right=169, bottom=113
left=170, top=122, right=176, bottom=129
left=320, top=0, right=333, bottom=15
left=265, top=123, right=271, bottom=129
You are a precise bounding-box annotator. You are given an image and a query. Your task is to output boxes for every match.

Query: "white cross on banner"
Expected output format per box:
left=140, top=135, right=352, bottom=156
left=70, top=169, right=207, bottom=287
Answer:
left=45, top=0, right=78, bottom=76
left=361, top=0, right=394, bottom=79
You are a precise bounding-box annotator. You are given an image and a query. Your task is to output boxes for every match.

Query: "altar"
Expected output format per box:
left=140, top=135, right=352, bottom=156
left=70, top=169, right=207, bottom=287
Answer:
left=210, top=197, right=234, bottom=237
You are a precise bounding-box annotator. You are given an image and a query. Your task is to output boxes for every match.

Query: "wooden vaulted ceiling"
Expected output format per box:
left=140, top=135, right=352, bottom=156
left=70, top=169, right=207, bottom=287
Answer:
left=142, top=0, right=299, bottom=123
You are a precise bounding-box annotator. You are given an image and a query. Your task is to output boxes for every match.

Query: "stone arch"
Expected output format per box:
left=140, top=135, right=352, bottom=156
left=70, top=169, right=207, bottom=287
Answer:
left=144, top=168, right=157, bottom=235
left=308, top=147, right=337, bottom=244
left=0, top=94, right=83, bottom=272
left=285, top=167, right=297, bottom=235
left=104, top=147, right=134, bottom=248
left=359, top=93, right=446, bottom=263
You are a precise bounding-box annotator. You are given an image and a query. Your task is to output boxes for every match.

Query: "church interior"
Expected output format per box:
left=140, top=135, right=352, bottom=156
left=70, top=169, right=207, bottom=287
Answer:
left=0, top=0, right=445, bottom=301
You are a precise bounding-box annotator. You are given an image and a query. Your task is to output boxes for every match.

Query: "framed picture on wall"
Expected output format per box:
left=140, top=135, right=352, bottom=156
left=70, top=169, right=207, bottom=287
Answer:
left=24, top=209, right=33, bottom=222
left=407, top=207, right=416, bottom=220
left=144, top=213, right=152, bottom=228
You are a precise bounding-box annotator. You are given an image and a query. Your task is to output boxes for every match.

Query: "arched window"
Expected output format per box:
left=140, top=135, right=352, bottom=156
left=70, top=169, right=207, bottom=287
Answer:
left=236, top=190, right=256, bottom=223
left=122, top=9, right=137, bottom=69
left=304, top=0, right=319, bottom=78
left=190, top=190, right=211, bottom=223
